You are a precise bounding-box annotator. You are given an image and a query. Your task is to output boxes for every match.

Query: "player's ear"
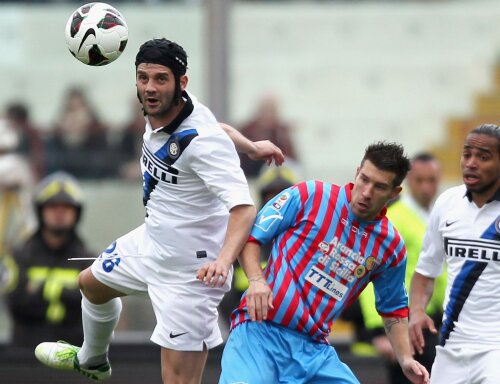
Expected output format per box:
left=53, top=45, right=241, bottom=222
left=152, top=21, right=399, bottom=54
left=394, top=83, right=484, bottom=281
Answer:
left=180, top=75, right=188, bottom=91
left=355, top=166, right=360, bottom=179
left=389, top=185, right=402, bottom=200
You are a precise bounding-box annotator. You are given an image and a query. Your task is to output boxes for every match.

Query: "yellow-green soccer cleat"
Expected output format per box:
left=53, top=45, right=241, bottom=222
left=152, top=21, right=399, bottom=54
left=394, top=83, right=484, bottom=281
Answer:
left=35, top=341, right=112, bottom=381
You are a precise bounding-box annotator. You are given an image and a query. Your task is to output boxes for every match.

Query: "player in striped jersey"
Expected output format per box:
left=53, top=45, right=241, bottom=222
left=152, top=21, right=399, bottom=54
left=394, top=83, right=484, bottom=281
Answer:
left=220, top=142, right=430, bottom=384
left=409, top=124, right=500, bottom=384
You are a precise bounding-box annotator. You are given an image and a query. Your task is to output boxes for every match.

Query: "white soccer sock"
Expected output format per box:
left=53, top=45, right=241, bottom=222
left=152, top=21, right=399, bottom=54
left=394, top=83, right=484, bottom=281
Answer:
left=77, top=295, right=122, bottom=366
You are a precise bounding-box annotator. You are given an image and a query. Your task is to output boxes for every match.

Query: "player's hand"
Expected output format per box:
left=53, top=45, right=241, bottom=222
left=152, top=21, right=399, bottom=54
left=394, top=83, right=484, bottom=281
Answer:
left=409, top=309, right=437, bottom=355
left=196, top=260, right=231, bottom=288
left=245, top=275, right=273, bottom=322
left=400, top=358, right=430, bottom=384
left=247, top=140, right=285, bottom=166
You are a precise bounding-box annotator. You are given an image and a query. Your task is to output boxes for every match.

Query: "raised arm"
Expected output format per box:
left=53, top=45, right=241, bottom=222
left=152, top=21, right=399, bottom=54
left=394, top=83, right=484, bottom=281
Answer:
left=220, top=122, right=285, bottom=166
left=383, top=317, right=430, bottom=384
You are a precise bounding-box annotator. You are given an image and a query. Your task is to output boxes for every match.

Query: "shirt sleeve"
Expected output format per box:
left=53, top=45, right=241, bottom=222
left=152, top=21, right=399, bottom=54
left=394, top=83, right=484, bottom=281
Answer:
left=188, top=130, right=254, bottom=210
left=372, top=249, right=409, bottom=317
left=249, top=182, right=305, bottom=245
left=415, top=193, right=447, bottom=278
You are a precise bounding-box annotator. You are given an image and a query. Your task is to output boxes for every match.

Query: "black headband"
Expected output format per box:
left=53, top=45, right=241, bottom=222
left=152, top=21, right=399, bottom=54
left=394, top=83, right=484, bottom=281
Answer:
left=135, top=38, right=188, bottom=79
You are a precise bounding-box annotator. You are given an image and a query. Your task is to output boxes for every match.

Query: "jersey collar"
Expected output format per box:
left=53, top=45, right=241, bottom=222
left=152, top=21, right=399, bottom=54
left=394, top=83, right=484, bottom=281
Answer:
left=464, top=186, right=500, bottom=203
left=157, top=91, right=194, bottom=135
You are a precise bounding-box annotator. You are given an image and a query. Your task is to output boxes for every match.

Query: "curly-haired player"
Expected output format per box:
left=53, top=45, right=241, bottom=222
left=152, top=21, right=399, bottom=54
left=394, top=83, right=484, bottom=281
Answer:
left=34, top=38, right=284, bottom=384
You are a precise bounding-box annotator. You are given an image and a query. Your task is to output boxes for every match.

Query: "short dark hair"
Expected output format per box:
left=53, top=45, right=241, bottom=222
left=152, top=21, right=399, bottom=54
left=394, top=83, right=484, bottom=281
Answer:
left=470, top=124, right=500, bottom=154
left=135, top=38, right=188, bottom=75
left=412, top=151, right=436, bottom=163
left=361, top=141, right=410, bottom=187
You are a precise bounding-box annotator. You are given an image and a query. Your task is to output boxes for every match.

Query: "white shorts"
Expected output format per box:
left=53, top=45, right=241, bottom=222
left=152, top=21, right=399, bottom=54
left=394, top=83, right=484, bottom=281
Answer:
left=431, top=346, right=500, bottom=384
left=91, top=224, right=232, bottom=351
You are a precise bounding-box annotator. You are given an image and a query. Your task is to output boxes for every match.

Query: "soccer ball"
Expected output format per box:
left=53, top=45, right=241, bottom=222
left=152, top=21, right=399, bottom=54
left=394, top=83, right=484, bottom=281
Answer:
left=65, top=2, right=128, bottom=66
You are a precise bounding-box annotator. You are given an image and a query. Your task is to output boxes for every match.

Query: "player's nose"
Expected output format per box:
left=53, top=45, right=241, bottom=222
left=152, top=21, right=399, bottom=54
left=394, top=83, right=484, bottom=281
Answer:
left=361, top=185, right=373, bottom=200
left=144, top=79, right=157, bottom=93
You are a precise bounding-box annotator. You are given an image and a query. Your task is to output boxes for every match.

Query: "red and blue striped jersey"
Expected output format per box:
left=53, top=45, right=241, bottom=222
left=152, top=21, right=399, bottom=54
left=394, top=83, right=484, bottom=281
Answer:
left=230, top=180, right=408, bottom=343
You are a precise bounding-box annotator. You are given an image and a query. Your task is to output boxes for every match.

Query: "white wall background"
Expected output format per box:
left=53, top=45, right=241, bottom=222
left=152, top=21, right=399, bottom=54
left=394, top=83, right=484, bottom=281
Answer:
left=0, top=1, right=499, bottom=185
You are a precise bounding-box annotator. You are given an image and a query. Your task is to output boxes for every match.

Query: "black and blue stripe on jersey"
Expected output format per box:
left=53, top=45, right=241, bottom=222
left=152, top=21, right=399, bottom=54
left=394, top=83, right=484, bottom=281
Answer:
left=142, top=129, right=198, bottom=206
left=439, top=217, right=500, bottom=346
left=439, top=260, right=486, bottom=346
left=482, top=215, right=500, bottom=241
left=141, top=91, right=197, bottom=207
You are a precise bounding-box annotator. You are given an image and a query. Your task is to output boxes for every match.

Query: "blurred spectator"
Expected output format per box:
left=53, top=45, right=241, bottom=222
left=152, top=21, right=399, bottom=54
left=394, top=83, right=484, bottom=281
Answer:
left=0, top=120, right=36, bottom=257
left=115, top=97, right=145, bottom=181
left=0, top=120, right=37, bottom=343
left=6, top=172, right=93, bottom=348
left=238, top=93, right=297, bottom=177
left=255, top=164, right=300, bottom=207
left=355, top=152, right=446, bottom=384
left=5, top=101, right=46, bottom=180
left=45, top=86, right=116, bottom=179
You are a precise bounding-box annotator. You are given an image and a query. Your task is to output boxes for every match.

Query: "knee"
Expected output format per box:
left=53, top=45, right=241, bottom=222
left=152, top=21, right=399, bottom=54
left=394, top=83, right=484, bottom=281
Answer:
left=78, top=269, right=102, bottom=304
left=78, top=269, right=89, bottom=291
left=78, top=270, right=92, bottom=300
left=161, top=367, right=182, bottom=384
left=78, top=268, right=123, bottom=305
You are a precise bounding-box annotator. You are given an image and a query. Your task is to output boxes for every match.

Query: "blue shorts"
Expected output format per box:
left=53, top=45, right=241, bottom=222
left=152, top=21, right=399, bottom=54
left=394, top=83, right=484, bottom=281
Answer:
left=219, top=321, right=360, bottom=384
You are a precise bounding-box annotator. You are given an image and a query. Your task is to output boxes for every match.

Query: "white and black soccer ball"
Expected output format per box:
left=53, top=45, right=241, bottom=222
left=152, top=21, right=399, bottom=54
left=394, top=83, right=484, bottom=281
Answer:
left=65, top=2, right=128, bottom=66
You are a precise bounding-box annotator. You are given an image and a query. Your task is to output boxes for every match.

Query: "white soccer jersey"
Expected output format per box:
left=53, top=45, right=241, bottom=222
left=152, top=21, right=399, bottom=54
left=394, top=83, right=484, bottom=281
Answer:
left=415, top=185, right=500, bottom=349
left=140, top=91, right=254, bottom=269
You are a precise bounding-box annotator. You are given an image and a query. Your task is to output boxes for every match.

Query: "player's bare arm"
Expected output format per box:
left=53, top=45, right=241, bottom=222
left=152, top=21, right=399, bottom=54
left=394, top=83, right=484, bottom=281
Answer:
left=196, top=204, right=256, bottom=288
left=219, top=122, right=285, bottom=166
left=237, top=241, right=273, bottom=322
left=383, top=316, right=430, bottom=384
left=409, top=272, right=438, bottom=354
